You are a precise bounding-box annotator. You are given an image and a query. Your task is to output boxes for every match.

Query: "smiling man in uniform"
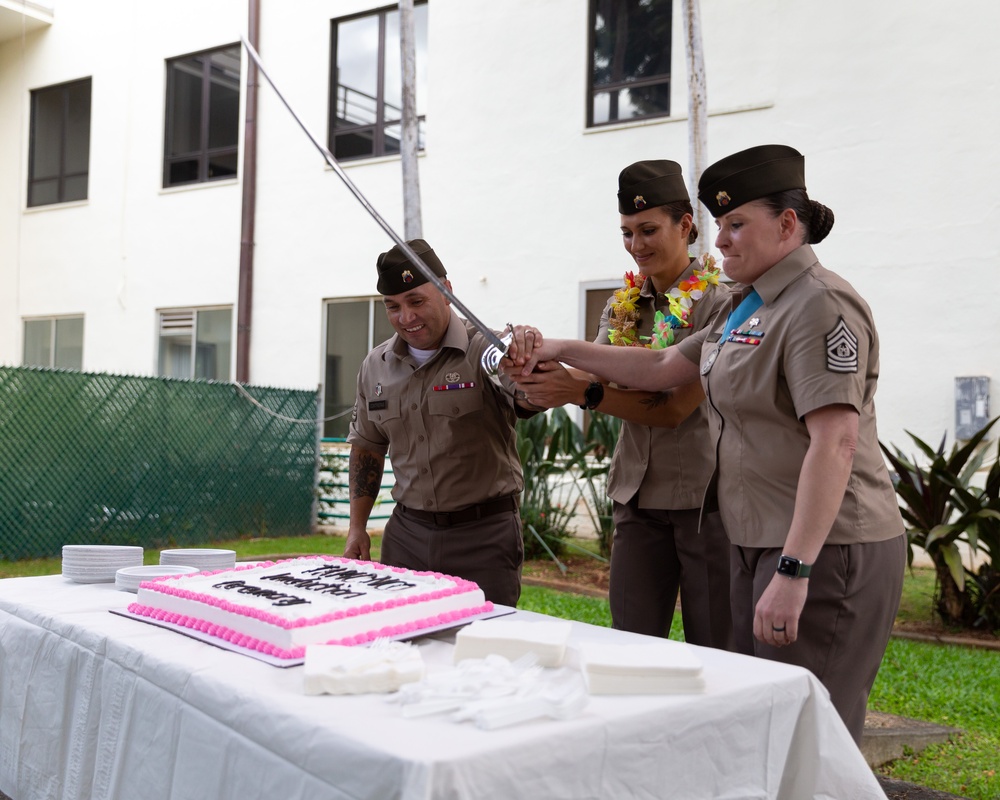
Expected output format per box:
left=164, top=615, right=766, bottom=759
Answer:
left=345, top=239, right=537, bottom=606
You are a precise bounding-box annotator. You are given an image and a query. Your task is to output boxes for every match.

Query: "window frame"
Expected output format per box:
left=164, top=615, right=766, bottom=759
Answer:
left=27, top=77, right=92, bottom=208
left=321, top=296, right=396, bottom=438
left=162, top=44, right=242, bottom=188
left=586, top=0, right=673, bottom=128
left=156, top=306, right=234, bottom=382
left=328, top=2, right=428, bottom=162
left=22, top=315, right=85, bottom=370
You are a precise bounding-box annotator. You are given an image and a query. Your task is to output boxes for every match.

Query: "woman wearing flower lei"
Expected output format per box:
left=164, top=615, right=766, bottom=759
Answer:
left=512, top=160, right=735, bottom=650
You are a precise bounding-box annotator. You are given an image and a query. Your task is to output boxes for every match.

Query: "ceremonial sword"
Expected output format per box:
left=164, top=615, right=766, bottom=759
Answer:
left=240, top=36, right=510, bottom=362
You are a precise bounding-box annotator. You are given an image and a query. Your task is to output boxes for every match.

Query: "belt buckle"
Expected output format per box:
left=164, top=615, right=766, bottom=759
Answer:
left=433, top=511, right=452, bottom=526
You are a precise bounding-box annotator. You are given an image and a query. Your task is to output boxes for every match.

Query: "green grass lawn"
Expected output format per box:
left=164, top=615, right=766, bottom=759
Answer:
left=2, top=534, right=998, bottom=799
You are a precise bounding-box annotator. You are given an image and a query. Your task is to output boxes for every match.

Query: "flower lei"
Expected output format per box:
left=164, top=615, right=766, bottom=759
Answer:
left=607, top=254, right=720, bottom=349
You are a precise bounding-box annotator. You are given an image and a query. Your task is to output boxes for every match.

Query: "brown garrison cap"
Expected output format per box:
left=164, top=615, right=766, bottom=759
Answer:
left=698, top=145, right=806, bottom=218
left=375, top=238, right=447, bottom=296
left=617, top=160, right=689, bottom=214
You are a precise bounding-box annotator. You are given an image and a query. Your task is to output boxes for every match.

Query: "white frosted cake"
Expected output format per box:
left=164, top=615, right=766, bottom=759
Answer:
left=127, top=556, right=492, bottom=660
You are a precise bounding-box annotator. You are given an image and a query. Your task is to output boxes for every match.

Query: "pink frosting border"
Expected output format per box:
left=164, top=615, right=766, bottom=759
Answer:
left=127, top=555, right=493, bottom=660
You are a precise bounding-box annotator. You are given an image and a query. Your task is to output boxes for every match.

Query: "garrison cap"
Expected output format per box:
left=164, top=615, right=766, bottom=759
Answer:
left=375, top=238, right=447, bottom=296
left=698, top=145, right=806, bottom=218
left=617, top=160, right=689, bottom=214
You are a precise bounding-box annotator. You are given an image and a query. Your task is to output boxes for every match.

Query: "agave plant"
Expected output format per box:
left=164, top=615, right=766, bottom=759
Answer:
left=880, top=416, right=999, bottom=628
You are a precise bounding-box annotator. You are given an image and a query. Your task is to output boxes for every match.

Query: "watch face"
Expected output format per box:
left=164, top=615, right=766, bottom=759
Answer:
left=777, top=556, right=799, bottom=577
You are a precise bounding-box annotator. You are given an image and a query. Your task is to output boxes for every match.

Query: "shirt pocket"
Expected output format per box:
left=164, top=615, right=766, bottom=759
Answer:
left=427, top=387, right=485, bottom=421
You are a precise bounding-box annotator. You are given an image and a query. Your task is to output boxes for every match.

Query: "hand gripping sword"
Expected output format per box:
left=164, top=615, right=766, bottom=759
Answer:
left=240, top=37, right=511, bottom=371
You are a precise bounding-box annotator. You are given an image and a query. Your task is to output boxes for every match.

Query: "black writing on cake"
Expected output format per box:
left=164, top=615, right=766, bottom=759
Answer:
left=212, top=580, right=312, bottom=606
left=301, top=564, right=418, bottom=592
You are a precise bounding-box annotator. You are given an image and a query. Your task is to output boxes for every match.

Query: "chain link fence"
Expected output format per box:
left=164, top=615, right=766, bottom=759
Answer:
left=0, top=366, right=319, bottom=560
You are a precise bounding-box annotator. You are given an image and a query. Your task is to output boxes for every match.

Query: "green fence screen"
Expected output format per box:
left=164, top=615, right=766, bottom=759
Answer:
left=0, top=366, right=319, bottom=561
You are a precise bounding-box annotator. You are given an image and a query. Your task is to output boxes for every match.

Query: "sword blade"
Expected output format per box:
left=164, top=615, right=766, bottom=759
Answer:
left=240, top=36, right=506, bottom=352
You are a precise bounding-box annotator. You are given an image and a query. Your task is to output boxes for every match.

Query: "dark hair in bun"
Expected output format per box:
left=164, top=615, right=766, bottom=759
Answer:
left=759, top=189, right=835, bottom=245
left=656, top=200, right=699, bottom=245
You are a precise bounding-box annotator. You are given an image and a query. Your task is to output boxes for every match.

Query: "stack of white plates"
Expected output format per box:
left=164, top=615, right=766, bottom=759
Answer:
left=62, top=545, right=144, bottom=583
left=159, top=548, right=236, bottom=571
left=115, top=564, right=201, bottom=593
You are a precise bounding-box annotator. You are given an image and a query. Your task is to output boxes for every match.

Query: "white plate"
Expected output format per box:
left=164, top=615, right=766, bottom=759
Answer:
left=159, top=549, right=236, bottom=568
left=115, top=565, right=201, bottom=592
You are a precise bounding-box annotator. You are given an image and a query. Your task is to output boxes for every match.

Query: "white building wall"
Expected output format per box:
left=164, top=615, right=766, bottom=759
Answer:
left=1, top=0, right=998, bottom=453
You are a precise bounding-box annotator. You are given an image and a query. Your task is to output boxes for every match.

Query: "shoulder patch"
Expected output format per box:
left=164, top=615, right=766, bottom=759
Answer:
left=825, top=317, right=858, bottom=373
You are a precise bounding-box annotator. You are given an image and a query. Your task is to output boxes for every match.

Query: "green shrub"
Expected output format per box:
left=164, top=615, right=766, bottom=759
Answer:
left=881, top=417, right=1000, bottom=630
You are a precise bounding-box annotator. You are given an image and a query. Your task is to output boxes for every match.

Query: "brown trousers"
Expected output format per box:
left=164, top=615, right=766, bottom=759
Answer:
left=381, top=504, right=524, bottom=607
left=609, top=499, right=735, bottom=649
left=732, top=534, right=906, bottom=743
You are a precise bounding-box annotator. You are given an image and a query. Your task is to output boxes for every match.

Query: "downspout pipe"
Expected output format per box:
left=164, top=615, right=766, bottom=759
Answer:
left=236, top=0, right=260, bottom=384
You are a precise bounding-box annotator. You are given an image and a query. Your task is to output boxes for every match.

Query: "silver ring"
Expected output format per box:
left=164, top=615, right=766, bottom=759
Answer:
left=772, top=625, right=786, bottom=632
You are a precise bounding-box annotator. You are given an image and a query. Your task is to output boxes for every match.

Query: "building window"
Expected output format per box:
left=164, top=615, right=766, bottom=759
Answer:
left=23, top=316, right=84, bottom=370
left=323, top=298, right=395, bottom=438
left=27, top=78, right=92, bottom=207
left=588, top=0, right=672, bottom=127
left=157, top=308, right=232, bottom=381
left=163, top=45, right=241, bottom=187
left=329, top=3, right=428, bottom=161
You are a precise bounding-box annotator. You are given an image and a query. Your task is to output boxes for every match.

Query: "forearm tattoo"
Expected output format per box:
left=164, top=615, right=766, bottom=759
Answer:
left=350, top=451, right=383, bottom=500
left=639, top=391, right=673, bottom=409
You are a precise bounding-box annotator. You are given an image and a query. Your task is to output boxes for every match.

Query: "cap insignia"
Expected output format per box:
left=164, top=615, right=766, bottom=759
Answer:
left=401, top=269, right=414, bottom=283
left=633, top=195, right=647, bottom=210
left=716, top=191, right=731, bottom=207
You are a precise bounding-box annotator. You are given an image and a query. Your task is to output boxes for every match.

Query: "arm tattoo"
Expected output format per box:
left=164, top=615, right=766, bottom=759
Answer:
left=639, top=391, right=673, bottom=409
left=350, top=451, right=384, bottom=500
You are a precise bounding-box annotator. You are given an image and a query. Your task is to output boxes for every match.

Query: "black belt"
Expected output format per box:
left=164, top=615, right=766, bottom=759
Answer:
left=397, top=496, right=518, bottom=527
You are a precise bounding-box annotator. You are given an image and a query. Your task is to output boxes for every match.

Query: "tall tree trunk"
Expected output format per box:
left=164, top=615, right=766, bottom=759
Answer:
left=399, top=0, right=422, bottom=239
left=682, top=0, right=708, bottom=249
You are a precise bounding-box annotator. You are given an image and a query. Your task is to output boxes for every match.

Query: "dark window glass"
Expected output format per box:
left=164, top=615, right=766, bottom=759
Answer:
left=164, top=45, right=241, bottom=187
left=588, top=0, right=672, bottom=127
left=28, top=78, right=92, bottom=207
left=330, top=4, right=427, bottom=161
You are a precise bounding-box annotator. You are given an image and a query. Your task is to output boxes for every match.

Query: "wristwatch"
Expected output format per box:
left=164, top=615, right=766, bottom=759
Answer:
left=579, top=381, right=604, bottom=410
left=776, top=554, right=812, bottom=579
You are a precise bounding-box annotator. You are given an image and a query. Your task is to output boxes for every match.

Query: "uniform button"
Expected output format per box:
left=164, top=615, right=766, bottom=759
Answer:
left=424, top=499, right=432, bottom=508
left=418, top=435, right=425, bottom=442
left=452, top=406, right=459, bottom=414
left=421, top=467, right=428, bottom=475
left=411, top=403, right=418, bottom=410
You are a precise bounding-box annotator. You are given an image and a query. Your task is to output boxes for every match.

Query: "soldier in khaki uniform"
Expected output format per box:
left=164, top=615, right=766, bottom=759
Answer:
left=507, top=146, right=905, bottom=743
left=346, top=239, right=537, bottom=607
left=515, top=161, right=734, bottom=648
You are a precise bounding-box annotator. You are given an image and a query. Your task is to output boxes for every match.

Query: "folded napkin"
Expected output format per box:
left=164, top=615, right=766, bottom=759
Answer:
left=303, top=640, right=424, bottom=695
left=578, top=639, right=705, bottom=695
left=453, top=619, right=573, bottom=667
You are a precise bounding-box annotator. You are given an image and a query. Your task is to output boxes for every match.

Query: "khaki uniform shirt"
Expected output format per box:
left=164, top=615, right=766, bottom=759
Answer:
left=347, top=310, right=523, bottom=512
left=596, top=260, right=732, bottom=509
left=677, top=245, right=903, bottom=547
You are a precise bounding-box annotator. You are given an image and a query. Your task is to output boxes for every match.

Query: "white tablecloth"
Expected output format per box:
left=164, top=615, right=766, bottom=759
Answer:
left=0, top=575, right=886, bottom=799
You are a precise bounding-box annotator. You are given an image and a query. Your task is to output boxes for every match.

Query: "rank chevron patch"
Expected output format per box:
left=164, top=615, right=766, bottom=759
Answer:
left=825, top=317, right=858, bottom=373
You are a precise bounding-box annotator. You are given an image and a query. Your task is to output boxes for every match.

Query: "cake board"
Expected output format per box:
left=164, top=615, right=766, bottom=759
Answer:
left=111, top=604, right=517, bottom=667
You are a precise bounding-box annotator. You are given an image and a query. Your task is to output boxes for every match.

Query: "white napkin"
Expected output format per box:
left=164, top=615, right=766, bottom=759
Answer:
left=578, top=640, right=705, bottom=695
left=304, top=640, right=425, bottom=695
left=453, top=619, right=572, bottom=667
